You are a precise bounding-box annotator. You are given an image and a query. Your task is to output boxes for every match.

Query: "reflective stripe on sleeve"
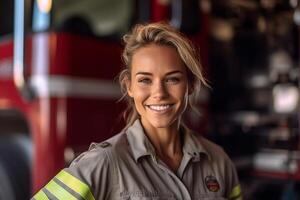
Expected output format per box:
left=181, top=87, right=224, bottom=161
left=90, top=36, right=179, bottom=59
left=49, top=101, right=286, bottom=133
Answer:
left=55, top=170, right=95, bottom=200
left=32, top=190, right=49, bottom=200
left=236, top=196, right=243, bottom=200
left=229, top=184, right=242, bottom=199
left=45, top=180, right=77, bottom=200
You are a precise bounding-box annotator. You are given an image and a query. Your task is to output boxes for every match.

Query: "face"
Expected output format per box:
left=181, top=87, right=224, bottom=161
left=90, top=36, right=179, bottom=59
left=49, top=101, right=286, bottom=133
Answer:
left=127, top=44, right=189, bottom=130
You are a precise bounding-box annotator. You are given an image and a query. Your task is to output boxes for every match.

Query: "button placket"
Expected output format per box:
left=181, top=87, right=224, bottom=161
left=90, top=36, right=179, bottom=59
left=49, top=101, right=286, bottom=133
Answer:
left=177, top=152, right=193, bottom=179
left=155, top=158, right=192, bottom=200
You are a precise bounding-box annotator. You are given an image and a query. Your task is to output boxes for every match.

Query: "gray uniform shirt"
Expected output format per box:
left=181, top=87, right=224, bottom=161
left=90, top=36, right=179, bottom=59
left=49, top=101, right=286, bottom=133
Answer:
left=32, top=119, right=242, bottom=200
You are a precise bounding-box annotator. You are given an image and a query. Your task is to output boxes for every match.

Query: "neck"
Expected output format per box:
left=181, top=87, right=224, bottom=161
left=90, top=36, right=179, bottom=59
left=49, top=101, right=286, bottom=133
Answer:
left=141, top=120, right=182, bottom=157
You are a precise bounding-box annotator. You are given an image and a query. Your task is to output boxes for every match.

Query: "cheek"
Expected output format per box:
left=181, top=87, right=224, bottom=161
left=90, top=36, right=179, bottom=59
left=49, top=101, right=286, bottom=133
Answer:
left=132, top=91, right=148, bottom=114
left=171, top=85, right=188, bottom=101
left=131, top=87, right=149, bottom=104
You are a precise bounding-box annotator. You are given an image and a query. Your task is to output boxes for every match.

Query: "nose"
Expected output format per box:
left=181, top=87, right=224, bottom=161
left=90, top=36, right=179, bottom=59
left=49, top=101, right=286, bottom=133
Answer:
left=152, top=80, right=169, bottom=100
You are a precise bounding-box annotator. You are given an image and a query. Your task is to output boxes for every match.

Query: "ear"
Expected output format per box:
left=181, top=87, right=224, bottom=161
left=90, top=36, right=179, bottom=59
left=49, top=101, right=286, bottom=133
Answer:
left=125, top=78, right=133, bottom=97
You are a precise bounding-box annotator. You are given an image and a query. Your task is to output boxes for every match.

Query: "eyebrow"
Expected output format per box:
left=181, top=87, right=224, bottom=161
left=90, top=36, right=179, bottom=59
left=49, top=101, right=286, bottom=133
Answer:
left=135, top=70, right=183, bottom=76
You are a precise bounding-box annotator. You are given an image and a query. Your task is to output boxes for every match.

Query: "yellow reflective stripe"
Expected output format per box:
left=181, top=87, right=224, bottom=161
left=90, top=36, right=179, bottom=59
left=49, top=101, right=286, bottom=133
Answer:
left=236, top=196, right=243, bottom=200
left=55, top=170, right=95, bottom=200
left=230, top=184, right=242, bottom=199
left=45, top=180, right=77, bottom=200
left=33, top=190, right=49, bottom=200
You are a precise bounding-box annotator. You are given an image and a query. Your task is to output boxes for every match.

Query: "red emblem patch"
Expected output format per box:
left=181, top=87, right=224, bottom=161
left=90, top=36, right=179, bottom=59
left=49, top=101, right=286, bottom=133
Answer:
left=205, top=175, right=220, bottom=192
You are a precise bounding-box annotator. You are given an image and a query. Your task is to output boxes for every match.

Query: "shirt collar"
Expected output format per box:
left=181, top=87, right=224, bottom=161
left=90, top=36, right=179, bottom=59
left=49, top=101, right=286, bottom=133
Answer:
left=181, top=125, right=211, bottom=161
left=126, top=119, right=211, bottom=162
left=126, top=119, right=156, bottom=162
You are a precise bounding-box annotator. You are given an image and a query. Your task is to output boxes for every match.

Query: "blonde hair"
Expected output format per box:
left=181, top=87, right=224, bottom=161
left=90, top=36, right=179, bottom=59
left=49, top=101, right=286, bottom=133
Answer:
left=119, top=22, right=208, bottom=128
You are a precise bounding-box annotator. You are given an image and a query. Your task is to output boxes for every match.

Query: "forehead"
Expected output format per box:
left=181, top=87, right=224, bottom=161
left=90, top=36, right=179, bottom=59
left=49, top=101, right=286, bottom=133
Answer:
left=131, top=44, right=186, bottom=74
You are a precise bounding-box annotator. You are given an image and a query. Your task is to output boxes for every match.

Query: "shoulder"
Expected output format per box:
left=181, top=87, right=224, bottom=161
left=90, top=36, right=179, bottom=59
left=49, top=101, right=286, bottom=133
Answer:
left=70, top=131, right=129, bottom=168
left=194, top=132, right=232, bottom=164
left=65, top=132, right=128, bottom=184
left=90, top=131, right=130, bottom=156
left=199, top=136, right=226, bottom=156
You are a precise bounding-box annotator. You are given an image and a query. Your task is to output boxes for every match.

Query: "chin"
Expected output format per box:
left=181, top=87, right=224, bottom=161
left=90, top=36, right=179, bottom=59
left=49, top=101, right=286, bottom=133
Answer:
left=147, top=118, right=178, bottom=129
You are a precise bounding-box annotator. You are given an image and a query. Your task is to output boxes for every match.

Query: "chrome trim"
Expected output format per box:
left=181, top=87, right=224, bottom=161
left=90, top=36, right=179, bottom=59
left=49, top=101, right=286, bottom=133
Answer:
left=13, top=0, right=35, bottom=100
left=30, top=75, right=122, bottom=99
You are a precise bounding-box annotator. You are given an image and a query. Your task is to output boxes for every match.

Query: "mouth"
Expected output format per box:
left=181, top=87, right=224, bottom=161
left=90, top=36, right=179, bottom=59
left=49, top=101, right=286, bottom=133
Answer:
left=146, top=104, right=174, bottom=112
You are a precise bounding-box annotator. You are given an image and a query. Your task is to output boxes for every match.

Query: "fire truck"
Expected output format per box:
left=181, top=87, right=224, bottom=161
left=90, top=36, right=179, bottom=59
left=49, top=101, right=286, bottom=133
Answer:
left=0, top=0, right=210, bottom=198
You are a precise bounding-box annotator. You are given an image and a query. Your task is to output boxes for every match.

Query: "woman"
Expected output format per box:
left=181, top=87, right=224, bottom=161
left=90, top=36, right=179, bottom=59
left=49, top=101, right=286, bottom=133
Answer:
left=32, top=23, right=242, bottom=200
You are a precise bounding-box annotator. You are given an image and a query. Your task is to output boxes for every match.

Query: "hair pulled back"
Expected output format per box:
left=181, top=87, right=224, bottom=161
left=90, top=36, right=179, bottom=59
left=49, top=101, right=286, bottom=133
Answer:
left=119, top=22, right=208, bottom=127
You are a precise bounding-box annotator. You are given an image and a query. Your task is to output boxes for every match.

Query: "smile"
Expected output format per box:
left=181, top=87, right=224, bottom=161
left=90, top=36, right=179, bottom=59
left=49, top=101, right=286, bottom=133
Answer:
left=146, top=104, right=173, bottom=111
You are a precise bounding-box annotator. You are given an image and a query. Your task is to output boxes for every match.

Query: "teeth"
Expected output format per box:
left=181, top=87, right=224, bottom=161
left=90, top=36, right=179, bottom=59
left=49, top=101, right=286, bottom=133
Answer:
left=148, top=104, right=171, bottom=111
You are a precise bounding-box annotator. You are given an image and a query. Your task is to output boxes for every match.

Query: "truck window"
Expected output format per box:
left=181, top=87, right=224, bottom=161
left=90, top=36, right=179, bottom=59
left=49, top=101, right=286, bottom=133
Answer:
left=51, top=0, right=134, bottom=37
left=0, top=0, right=14, bottom=38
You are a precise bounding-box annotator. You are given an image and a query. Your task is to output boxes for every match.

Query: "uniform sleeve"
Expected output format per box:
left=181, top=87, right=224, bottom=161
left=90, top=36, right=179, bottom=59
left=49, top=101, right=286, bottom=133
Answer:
left=225, top=156, right=242, bottom=200
left=31, top=146, right=117, bottom=200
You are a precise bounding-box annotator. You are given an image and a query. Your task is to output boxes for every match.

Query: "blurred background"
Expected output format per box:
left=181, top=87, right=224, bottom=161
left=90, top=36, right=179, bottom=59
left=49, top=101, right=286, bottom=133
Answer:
left=0, top=0, right=299, bottom=199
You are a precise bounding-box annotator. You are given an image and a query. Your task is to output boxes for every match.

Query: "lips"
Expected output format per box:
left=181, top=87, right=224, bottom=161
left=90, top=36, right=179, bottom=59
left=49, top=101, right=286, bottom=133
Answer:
left=146, top=104, right=174, bottom=112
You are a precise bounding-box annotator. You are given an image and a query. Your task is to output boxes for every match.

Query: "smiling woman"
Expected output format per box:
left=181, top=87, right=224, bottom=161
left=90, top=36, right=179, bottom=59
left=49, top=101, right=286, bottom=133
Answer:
left=31, top=22, right=242, bottom=200
left=119, top=23, right=208, bottom=129
left=128, top=44, right=188, bottom=130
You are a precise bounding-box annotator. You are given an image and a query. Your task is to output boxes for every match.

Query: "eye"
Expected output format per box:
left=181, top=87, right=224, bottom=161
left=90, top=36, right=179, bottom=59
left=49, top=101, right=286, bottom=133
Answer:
left=166, top=77, right=180, bottom=84
left=138, top=78, right=152, bottom=84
